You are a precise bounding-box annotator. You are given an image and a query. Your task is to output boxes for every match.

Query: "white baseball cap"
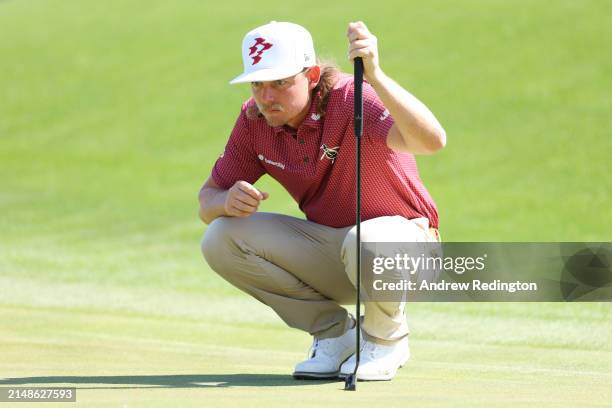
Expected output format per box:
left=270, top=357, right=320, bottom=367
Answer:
left=229, top=21, right=316, bottom=85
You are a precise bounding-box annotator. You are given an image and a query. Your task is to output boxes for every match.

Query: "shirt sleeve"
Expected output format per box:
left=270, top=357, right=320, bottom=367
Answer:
left=211, top=106, right=266, bottom=189
left=362, top=81, right=395, bottom=146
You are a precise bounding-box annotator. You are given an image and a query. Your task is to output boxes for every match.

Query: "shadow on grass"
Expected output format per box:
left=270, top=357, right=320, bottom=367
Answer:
left=0, top=374, right=341, bottom=389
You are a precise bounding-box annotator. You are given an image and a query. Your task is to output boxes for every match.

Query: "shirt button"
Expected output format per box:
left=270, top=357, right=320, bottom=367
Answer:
left=303, top=156, right=309, bottom=163
left=299, top=138, right=305, bottom=144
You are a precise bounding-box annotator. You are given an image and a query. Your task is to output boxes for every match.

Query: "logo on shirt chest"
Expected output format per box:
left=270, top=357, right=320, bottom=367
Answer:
left=320, top=144, right=340, bottom=164
left=258, top=154, right=285, bottom=170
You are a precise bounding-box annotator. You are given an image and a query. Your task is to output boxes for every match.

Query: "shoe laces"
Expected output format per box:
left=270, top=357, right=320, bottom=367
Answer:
left=360, top=340, right=380, bottom=359
left=308, top=337, right=335, bottom=359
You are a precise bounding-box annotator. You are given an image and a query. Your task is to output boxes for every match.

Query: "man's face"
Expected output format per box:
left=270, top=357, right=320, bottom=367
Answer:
left=251, top=67, right=319, bottom=128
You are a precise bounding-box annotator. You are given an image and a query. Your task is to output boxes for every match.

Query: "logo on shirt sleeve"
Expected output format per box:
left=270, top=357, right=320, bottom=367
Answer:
left=380, top=109, right=390, bottom=121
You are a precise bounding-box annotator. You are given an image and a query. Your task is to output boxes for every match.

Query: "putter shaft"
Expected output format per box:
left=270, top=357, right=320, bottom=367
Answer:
left=344, top=56, right=364, bottom=391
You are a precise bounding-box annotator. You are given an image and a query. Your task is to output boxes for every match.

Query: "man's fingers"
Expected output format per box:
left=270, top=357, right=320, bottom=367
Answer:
left=348, top=40, right=372, bottom=55
left=347, top=22, right=378, bottom=65
left=236, top=181, right=265, bottom=200
left=230, top=202, right=254, bottom=217
left=234, top=199, right=258, bottom=212
left=347, top=30, right=368, bottom=42
left=228, top=182, right=268, bottom=217
left=235, top=192, right=259, bottom=208
left=348, top=47, right=373, bottom=61
left=347, top=21, right=368, bottom=33
left=347, top=21, right=371, bottom=41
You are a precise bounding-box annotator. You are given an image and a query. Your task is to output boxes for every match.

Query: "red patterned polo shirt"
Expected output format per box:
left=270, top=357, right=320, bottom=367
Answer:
left=211, top=74, right=439, bottom=228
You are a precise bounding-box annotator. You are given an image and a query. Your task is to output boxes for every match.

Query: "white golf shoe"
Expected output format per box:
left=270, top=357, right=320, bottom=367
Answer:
left=292, top=324, right=356, bottom=379
left=339, top=337, right=410, bottom=381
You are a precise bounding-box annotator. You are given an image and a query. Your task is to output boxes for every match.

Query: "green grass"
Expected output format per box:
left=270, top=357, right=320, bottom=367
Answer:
left=1, top=0, right=611, bottom=406
left=1, top=295, right=611, bottom=407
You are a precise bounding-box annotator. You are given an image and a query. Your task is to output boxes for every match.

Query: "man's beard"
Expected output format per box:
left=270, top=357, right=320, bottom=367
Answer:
left=258, top=103, right=286, bottom=126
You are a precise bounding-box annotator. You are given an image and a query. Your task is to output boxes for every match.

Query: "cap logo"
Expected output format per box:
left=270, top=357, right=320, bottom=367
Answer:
left=249, top=37, right=273, bottom=65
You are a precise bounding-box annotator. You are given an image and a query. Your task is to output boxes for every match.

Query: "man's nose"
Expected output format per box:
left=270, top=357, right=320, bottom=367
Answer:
left=261, top=86, right=275, bottom=102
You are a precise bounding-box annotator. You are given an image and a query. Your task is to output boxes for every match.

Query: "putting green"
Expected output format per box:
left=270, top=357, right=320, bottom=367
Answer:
left=2, top=277, right=611, bottom=407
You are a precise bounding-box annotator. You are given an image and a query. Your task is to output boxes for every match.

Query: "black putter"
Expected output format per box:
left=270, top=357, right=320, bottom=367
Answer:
left=344, top=56, right=364, bottom=391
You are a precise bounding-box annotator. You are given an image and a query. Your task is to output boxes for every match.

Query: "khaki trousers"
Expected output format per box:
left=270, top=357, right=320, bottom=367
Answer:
left=201, top=212, right=440, bottom=344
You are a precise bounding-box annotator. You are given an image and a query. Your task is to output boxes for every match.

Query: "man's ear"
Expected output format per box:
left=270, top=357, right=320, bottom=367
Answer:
left=307, top=65, right=321, bottom=90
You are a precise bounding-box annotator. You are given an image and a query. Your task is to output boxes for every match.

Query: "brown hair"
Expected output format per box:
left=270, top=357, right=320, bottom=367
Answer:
left=245, top=59, right=341, bottom=121
left=312, top=60, right=341, bottom=118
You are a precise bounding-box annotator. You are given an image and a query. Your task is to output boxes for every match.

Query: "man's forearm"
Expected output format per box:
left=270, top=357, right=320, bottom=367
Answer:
left=199, top=187, right=228, bottom=224
left=368, top=69, right=446, bottom=154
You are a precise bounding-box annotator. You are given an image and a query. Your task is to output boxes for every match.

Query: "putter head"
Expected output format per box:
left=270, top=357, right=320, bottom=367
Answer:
left=344, top=373, right=356, bottom=391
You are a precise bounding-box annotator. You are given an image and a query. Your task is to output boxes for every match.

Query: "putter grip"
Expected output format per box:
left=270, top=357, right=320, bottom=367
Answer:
left=354, top=57, right=364, bottom=138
